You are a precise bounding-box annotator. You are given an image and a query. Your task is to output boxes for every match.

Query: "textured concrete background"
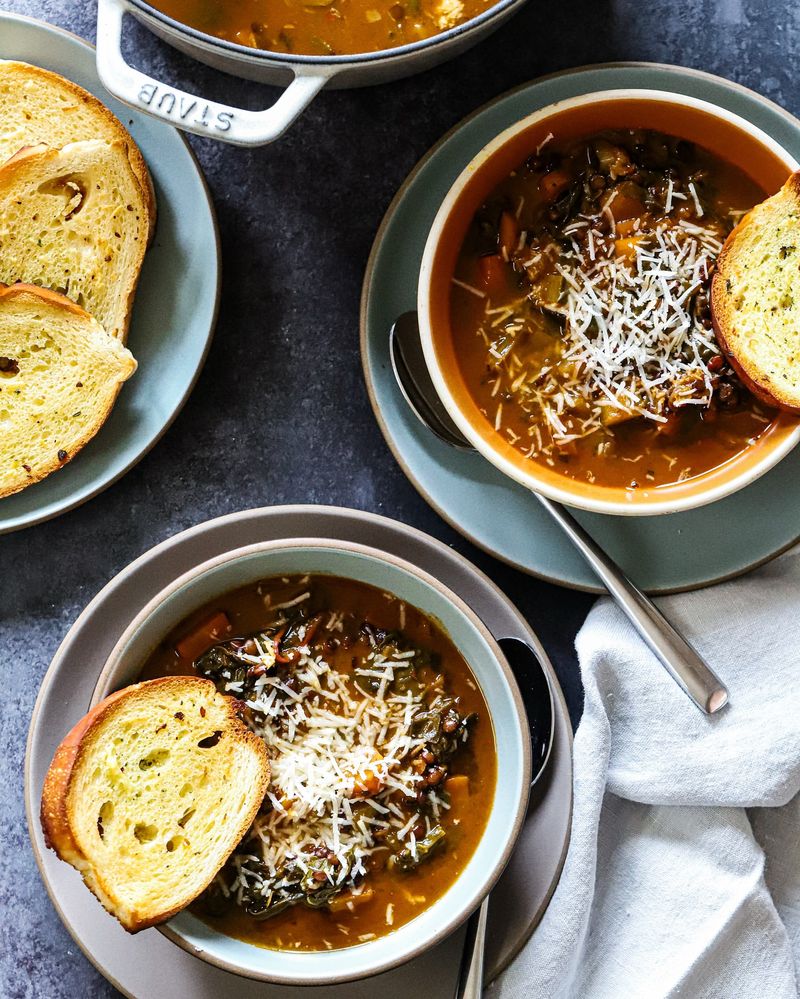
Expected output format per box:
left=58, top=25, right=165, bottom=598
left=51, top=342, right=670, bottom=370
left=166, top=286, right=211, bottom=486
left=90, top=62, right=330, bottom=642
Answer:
left=0, top=0, right=793, bottom=994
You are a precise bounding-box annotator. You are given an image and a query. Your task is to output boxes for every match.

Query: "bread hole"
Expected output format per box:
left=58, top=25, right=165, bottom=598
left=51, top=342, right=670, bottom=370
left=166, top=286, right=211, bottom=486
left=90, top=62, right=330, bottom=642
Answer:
left=97, top=801, right=114, bottom=840
left=0, top=357, right=19, bottom=376
left=165, top=835, right=185, bottom=853
left=178, top=782, right=193, bottom=798
left=178, top=808, right=195, bottom=828
left=133, top=823, right=158, bottom=843
left=38, top=173, right=87, bottom=221
left=197, top=730, right=223, bottom=749
left=138, top=748, right=170, bottom=771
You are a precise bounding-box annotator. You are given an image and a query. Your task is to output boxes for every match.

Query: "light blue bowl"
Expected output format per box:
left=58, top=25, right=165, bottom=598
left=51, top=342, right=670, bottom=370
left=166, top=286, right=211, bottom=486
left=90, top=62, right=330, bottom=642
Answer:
left=96, top=539, right=531, bottom=984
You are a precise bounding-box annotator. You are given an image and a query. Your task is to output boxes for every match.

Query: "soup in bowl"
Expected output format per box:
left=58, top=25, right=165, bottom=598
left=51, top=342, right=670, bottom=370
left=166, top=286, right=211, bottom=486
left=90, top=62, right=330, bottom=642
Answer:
left=94, top=539, right=531, bottom=983
left=148, top=0, right=501, bottom=55
left=419, top=90, right=800, bottom=515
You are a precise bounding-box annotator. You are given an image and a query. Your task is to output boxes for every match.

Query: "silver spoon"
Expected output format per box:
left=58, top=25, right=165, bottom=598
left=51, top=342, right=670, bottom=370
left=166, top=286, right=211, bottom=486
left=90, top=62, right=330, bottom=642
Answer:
left=390, top=311, right=729, bottom=716
left=456, top=638, right=554, bottom=999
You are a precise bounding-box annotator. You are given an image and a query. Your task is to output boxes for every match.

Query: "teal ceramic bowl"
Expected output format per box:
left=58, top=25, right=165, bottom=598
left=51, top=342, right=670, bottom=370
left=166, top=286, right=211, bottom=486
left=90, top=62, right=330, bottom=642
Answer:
left=93, top=538, right=531, bottom=985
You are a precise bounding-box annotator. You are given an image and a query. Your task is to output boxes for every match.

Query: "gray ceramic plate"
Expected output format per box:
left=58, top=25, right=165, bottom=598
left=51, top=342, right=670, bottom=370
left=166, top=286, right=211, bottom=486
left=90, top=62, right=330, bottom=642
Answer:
left=361, top=63, right=800, bottom=594
left=0, top=13, right=220, bottom=534
left=25, top=505, right=572, bottom=998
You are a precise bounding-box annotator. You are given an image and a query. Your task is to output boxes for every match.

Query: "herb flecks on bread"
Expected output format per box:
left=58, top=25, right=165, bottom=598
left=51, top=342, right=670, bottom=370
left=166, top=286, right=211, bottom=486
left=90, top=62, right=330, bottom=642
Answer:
left=0, top=283, right=135, bottom=498
left=712, top=171, right=800, bottom=412
left=0, top=140, right=151, bottom=341
left=41, top=677, right=271, bottom=933
left=0, top=60, right=155, bottom=232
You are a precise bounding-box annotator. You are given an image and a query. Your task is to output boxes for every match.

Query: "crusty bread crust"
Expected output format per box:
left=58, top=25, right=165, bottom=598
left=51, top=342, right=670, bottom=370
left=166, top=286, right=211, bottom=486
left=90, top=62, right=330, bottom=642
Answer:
left=40, top=686, right=130, bottom=868
left=712, top=171, right=800, bottom=413
left=41, top=677, right=270, bottom=932
left=0, top=282, right=136, bottom=499
left=0, top=60, right=155, bottom=242
left=0, top=280, right=91, bottom=319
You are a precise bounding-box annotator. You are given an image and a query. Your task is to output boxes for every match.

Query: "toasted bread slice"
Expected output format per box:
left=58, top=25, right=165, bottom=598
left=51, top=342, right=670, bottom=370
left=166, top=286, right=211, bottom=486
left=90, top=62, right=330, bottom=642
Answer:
left=0, top=283, right=136, bottom=498
left=0, top=60, right=155, bottom=234
left=0, top=140, right=151, bottom=341
left=712, top=172, right=800, bottom=412
left=41, top=676, right=270, bottom=933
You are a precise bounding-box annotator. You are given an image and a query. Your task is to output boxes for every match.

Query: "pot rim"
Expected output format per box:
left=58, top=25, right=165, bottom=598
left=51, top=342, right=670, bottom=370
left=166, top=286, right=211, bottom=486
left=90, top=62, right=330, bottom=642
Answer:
left=129, top=0, right=524, bottom=66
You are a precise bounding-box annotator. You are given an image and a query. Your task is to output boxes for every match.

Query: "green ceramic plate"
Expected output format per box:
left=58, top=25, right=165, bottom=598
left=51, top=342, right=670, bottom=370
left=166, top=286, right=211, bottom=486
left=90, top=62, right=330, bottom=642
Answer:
left=361, top=63, right=800, bottom=594
left=0, top=13, right=219, bottom=534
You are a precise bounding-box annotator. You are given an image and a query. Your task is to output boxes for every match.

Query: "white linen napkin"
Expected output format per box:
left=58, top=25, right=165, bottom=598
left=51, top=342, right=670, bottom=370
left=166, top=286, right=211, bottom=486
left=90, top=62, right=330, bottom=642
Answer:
left=492, top=547, right=800, bottom=999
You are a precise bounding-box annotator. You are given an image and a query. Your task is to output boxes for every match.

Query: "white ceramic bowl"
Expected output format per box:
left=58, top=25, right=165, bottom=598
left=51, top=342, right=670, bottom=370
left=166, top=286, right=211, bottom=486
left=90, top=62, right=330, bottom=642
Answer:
left=418, top=89, right=800, bottom=516
left=94, top=538, right=532, bottom=984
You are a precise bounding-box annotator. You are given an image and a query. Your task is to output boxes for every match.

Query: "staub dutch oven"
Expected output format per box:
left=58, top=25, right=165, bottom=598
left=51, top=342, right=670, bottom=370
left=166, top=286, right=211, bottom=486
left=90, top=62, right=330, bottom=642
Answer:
left=95, top=0, right=528, bottom=146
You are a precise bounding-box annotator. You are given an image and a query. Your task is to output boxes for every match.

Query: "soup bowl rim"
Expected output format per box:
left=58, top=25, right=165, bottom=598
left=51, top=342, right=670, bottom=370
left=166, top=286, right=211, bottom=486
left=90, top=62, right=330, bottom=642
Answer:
left=417, top=87, right=800, bottom=516
left=94, top=536, right=532, bottom=984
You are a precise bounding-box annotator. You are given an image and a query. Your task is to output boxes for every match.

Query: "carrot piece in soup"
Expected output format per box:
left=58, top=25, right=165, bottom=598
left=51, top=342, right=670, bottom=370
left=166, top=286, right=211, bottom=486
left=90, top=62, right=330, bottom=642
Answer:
left=444, top=774, right=470, bottom=807
left=539, top=169, right=571, bottom=203
left=478, top=254, right=507, bottom=291
left=614, top=236, right=643, bottom=260
left=175, top=611, right=232, bottom=662
left=328, top=888, right=375, bottom=914
left=499, top=211, right=520, bottom=258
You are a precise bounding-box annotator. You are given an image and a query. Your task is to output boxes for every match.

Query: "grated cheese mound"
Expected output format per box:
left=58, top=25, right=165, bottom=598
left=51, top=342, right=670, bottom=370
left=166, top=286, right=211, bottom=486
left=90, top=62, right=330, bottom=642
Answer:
left=219, top=643, right=447, bottom=906
left=478, top=204, right=730, bottom=456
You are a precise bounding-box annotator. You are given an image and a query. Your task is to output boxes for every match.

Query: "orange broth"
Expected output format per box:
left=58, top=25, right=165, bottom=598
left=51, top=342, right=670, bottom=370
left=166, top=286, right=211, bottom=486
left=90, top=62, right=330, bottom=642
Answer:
left=139, top=574, right=496, bottom=951
left=450, top=128, right=778, bottom=491
left=150, top=0, right=497, bottom=55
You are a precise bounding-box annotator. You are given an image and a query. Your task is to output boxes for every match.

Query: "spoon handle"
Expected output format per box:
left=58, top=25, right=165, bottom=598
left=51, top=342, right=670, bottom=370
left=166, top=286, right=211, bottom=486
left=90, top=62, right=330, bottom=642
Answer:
left=455, top=898, right=489, bottom=999
left=537, top=495, right=729, bottom=715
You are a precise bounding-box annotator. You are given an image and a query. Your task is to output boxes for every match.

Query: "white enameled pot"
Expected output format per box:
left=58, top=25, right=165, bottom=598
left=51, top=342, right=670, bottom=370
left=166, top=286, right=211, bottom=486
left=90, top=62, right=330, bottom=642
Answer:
left=95, top=0, right=528, bottom=146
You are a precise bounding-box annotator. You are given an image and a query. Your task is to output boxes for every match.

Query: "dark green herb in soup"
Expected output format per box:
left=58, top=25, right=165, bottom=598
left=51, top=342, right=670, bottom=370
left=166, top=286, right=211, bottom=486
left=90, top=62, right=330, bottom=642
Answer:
left=139, top=575, right=495, bottom=952
left=451, top=129, right=777, bottom=491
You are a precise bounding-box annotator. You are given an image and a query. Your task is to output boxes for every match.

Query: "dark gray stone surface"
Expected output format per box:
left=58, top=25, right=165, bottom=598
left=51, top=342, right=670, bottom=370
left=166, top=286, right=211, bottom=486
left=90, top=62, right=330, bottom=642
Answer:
left=0, top=0, right=793, bottom=994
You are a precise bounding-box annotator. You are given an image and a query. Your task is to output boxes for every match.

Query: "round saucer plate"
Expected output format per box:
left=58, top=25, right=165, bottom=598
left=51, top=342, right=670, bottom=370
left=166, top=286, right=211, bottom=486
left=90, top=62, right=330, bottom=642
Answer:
left=0, top=13, right=220, bottom=534
left=361, top=62, right=800, bottom=594
left=25, top=505, right=572, bottom=998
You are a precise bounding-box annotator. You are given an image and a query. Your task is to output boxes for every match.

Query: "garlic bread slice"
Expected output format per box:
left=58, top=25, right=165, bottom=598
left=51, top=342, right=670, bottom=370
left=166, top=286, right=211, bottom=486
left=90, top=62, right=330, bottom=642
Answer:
left=0, top=283, right=135, bottom=498
left=0, top=139, right=151, bottom=341
left=41, top=677, right=270, bottom=933
left=712, top=172, right=800, bottom=411
left=0, top=60, right=155, bottom=231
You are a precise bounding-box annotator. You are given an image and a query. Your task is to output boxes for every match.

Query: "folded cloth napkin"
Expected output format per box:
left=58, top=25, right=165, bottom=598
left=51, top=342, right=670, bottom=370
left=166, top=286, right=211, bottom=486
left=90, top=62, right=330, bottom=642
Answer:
left=492, top=547, right=800, bottom=999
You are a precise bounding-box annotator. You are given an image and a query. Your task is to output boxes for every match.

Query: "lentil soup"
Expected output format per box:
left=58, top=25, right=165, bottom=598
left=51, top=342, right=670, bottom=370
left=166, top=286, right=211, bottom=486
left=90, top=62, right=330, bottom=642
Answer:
left=139, top=574, right=496, bottom=952
left=449, top=127, right=778, bottom=492
left=149, top=0, right=498, bottom=56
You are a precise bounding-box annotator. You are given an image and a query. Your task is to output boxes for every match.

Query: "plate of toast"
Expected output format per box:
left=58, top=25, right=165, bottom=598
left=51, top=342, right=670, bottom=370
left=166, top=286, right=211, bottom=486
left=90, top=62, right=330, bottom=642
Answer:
left=0, top=13, right=219, bottom=533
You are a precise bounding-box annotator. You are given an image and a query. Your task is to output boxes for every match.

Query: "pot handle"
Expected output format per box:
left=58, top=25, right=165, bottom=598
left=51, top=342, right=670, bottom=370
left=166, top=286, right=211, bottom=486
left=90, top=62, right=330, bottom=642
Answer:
left=96, top=0, right=327, bottom=146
